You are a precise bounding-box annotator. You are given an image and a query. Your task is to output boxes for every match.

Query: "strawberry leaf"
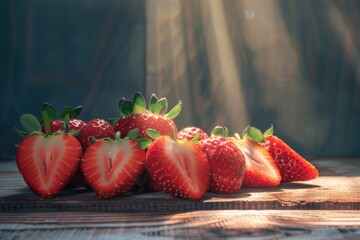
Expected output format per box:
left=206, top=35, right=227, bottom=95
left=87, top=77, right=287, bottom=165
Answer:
left=73, top=105, right=83, bottom=118
left=127, top=128, right=140, bottom=139
left=108, top=118, right=118, bottom=126
left=137, top=138, right=152, bottom=149
left=20, top=114, right=41, bottom=133
left=165, top=101, right=182, bottom=119
left=133, top=92, right=146, bottom=109
left=120, top=99, right=133, bottom=116
left=42, top=102, right=57, bottom=121
left=41, top=111, right=51, bottom=135
left=132, top=104, right=150, bottom=114
left=211, top=126, right=229, bottom=138
left=149, top=94, right=158, bottom=113
left=154, top=98, right=168, bottom=115
left=146, top=128, right=160, bottom=139
left=14, top=127, right=29, bottom=137
left=243, top=126, right=264, bottom=143
left=190, top=131, right=200, bottom=143
left=59, top=106, right=75, bottom=119
left=263, top=124, right=274, bottom=138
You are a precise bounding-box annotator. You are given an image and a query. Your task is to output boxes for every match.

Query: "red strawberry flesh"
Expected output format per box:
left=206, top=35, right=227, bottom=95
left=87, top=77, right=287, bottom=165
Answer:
left=81, top=139, right=146, bottom=199
left=231, top=138, right=281, bottom=187
left=146, top=136, right=210, bottom=200
left=16, top=134, right=82, bottom=198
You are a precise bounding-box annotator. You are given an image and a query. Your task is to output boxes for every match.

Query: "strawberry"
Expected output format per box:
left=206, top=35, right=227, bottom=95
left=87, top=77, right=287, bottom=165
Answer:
left=231, top=126, right=281, bottom=187
left=113, top=92, right=182, bottom=139
left=145, top=130, right=210, bottom=200
left=81, top=131, right=146, bottom=199
left=199, top=126, right=246, bottom=193
left=263, top=125, right=319, bottom=182
left=177, top=127, right=209, bottom=141
left=40, top=102, right=86, bottom=135
left=78, top=119, right=115, bottom=151
left=15, top=113, right=82, bottom=198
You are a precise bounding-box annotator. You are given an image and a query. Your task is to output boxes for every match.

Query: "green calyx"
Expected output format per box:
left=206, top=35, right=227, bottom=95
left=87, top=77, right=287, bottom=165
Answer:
left=97, top=130, right=153, bottom=150
left=15, top=114, right=42, bottom=137
left=210, top=126, right=229, bottom=138
left=41, top=102, right=83, bottom=123
left=118, top=92, right=182, bottom=119
left=15, top=112, right=76, bottom=138
left=237, top=124, right=274, bottom=143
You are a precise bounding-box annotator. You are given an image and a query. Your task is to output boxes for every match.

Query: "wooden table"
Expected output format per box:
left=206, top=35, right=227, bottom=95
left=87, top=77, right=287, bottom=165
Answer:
left=0, top=158, right=359, bottom=239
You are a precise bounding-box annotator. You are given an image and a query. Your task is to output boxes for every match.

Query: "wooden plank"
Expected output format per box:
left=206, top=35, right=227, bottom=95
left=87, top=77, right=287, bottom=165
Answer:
left=0, top=210, right=359, bottom=239
left=0, top=159, right=359, bottom=212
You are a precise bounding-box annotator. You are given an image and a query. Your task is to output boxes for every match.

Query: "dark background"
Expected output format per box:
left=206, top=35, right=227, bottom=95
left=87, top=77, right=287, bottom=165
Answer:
left=1, top=0, right=359, bottom=159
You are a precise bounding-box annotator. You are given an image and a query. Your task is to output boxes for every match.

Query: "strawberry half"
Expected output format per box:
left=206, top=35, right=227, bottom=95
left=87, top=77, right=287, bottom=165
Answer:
left=199, top=126, right=246, bottom=193
left=263, top=125, right=319, bottom=182
left=231, top=137, right=281, bottom=187
left=15, top=114, right=82, bottom=198
left=113, top=92, right=182, bottom=139
left=81, top=132, right=146, bottom=199
left=78, top=119, right=115, bottom=151
left=177, top=127, right=209, bottom=141
left=145, top=131, right=210, bottom=200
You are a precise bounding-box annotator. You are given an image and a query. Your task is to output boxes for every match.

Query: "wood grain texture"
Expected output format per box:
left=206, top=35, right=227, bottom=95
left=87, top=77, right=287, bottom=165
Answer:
left=1, top=159, right=359, bottom=213
left=0, top=210, right=359, bottom=239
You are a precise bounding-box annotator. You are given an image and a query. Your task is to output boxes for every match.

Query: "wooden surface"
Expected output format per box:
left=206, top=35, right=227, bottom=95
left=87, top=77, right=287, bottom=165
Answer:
left=1, top=158, right=359, bottom=239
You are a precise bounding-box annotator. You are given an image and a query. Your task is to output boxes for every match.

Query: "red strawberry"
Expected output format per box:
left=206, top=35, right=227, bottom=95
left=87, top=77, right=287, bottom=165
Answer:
left=15, top=114, right=82, bottom=198
left=81, top=133, right=146, bottom=199
left=199, top=126, right=246, bottom=193
left=113, top=93, right=182, bottom=139
left=78, top=119, right=115, bottom=150
left=177, top=127, right=209, bottom=141
left=231, top=138, right=281, bottom=187
left=40, top=103, right=86, bottom=135
left=263, top=125, right=319, bottom=182
left=145, top=133, right=210, bottom=200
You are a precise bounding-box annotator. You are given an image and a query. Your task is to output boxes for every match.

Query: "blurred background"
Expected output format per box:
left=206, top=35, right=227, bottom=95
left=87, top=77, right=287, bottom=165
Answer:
left=1, top=0, right=359, bottom=159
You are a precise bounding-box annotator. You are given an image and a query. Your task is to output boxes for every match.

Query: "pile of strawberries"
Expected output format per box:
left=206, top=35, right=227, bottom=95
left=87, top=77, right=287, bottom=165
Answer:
left=15, top=92, right=319, bottom=200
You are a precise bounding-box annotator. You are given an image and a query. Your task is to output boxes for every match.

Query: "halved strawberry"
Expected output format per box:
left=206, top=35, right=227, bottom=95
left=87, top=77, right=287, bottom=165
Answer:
left=231, top=137, right=281, bottom=187
left=114, top=92, right=182, bottom=139
left=78, top=119, right=115, bottom=151
left=177, top=127, right=209, bottom=141
left=199, top=126, right=246, bottom=193
left=15, top=114, right=82, bottom=198
left=81, top=132, right=146, bottom=199
left=263, top=125, right=319, bottom=182
left=145, top=131, right=210, bottom=200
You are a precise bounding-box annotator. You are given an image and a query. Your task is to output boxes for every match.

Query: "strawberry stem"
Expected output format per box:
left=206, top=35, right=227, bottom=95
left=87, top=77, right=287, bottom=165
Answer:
left=42, top=111, right=51, bottom=136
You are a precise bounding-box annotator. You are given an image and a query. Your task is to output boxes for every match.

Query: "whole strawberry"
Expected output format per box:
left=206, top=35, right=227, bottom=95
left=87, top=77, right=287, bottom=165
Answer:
left=177, top=127, right=209, bottom=141
left=15, top=113, right=82, bottom=198
left=231, top=126, right=281, bottom=188
left=78, top=119, right=115, bottom=151
left=263, top=125, right=319, bottom=182
left=145, top=129, right=210, bottom=200
left=81, top=131, right=146, bottom=199
left=113, top=92, right=182, bottom=139
left=40, top=102, right=86, bottom=135
left=199, top=126, right=246, bottom=194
